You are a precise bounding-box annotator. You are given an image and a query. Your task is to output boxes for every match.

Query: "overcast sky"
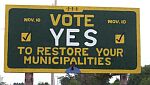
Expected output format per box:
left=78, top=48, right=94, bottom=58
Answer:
left=0, top=0, right=150, bottom=84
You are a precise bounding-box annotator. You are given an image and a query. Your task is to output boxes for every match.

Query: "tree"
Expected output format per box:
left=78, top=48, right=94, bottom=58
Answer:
left=128, top=74, right=141, bottom=85
left=68, top=79, right=81, bottom=85
left=78, top=73, right=111, bottom=85
left=13, top=82, right=24, bottom=85
left=139, top=78, right=150, bottom=85
left=60, top=74, right=112, bottom=85
left=60, top=75, right=81, bottom=85
left=60, top=77, right=70, bottom=85
left=128, top=65, right=150, bottom=85
left=111, top=78, right=119, bottom=85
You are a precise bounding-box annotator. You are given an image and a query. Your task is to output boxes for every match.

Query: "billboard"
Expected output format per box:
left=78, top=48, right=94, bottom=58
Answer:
left=5, top=5, right=140, bottom=73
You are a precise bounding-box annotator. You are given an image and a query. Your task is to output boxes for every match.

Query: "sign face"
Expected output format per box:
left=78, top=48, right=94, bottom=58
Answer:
left=5, top=5, right=141, bottom=73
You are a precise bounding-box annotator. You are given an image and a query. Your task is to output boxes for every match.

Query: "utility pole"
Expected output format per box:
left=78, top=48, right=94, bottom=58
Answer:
left=120, top=74, right=128, bottom=85
left=54, top=0, right=57, bottom=6
left=25, top=73, right=33, bottom=85
left=51, top=73, right=55, bottom=85
left=51, top=1, right=57, bottom=84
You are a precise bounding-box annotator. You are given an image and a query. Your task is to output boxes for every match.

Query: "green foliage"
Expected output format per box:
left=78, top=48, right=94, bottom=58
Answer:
left=128, top=74, right=141, bottom=85
left=60, top=77, right=70, bottom=85
left=60, top=76, right=81, bottom=85
left=78, top=74, right=111, bottom=85
left=38, top=82, right=49, bottom=85
left=128, top=65, right=150, bottom=85
left=68, top=79, right=81, bottom=85
left=13, top=82, right=24, bottom=85
left=111, top=78, right=119, bottom=85
left=139, top=78, right=150, bottom=85
left=60, top=74, right=111, bottom=85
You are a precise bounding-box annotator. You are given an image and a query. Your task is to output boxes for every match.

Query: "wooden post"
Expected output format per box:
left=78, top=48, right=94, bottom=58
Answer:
left=25, top=73, right=33, bottom=85
left=120, top=74, right=128, bottom=85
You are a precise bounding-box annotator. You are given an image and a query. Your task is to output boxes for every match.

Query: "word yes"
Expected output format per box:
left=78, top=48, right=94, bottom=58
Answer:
left=49, top=28, right=97, bottom=47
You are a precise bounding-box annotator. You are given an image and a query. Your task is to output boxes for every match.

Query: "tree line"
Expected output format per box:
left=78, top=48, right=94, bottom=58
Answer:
left=60, top=65, right=150, bottom=85
left=1, top=65, right=150, bottom=85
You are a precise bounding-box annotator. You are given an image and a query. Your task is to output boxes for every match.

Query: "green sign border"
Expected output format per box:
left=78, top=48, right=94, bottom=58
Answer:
left=4, top=5, right=141, bottom=73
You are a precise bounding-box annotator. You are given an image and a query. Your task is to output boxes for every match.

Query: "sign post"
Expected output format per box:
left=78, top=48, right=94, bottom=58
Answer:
left=25, top=73, right=33, bottom=85
left=5, top=5, right=140, bottom=73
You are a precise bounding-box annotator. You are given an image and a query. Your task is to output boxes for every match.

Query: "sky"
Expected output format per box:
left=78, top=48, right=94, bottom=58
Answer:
left=0, top=0, right=150, bottom=84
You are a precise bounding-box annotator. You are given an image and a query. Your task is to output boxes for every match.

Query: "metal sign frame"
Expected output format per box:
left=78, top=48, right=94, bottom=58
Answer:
left=4, top=5, right=141, bottom=73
